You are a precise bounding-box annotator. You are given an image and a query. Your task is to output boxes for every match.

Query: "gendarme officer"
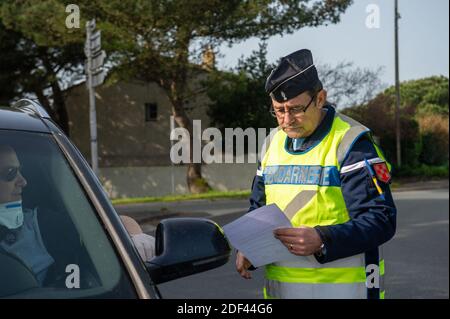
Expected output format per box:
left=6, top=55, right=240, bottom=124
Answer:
left=235, top=49, right=397, bottom=299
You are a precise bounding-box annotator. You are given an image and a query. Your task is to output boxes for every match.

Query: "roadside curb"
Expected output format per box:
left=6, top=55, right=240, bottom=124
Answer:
left=114, top=198, right=249, bottom=220
left=114, top=179, right=449, bottom=219
left=392, top=179, right=449, bottom=192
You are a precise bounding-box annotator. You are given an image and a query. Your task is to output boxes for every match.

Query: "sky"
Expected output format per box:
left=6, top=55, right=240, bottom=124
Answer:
left=217, top=0, right=449, bottom=88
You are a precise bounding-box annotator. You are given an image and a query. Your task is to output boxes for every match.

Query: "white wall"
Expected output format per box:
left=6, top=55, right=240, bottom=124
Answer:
left=99, top=163, right=257, bottom=199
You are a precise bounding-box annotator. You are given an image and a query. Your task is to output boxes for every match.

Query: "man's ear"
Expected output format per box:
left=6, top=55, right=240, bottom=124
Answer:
left=316, top=89, right=327, bottom=108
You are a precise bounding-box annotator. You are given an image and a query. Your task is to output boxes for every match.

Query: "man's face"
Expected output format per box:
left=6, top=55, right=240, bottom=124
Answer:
left=0, top=150, right=27, bottom=204
left=271, top=91, right=324, bottom=139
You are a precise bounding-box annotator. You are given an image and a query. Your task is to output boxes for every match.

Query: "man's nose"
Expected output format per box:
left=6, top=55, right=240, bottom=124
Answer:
left=15, top=171, right=27, bottom=188
left=283, top=110, right=295, bottom=123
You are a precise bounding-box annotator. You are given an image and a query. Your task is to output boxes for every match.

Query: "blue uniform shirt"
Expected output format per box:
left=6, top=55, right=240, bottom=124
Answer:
left=0, top=208, right=54, bottom=286
left=248, top=104, right=396, bottom=270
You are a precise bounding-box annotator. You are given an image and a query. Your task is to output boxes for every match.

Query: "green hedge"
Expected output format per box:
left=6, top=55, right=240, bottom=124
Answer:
left=392, top=164, right=449, bottom=178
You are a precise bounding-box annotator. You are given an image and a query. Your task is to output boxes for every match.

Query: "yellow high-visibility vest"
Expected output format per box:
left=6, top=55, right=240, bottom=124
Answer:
left=260, top=110, right=388, bottom=299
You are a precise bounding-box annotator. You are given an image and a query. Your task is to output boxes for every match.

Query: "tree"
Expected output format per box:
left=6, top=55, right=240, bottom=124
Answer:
left=206, top=44, right=384, bottom=130
left=383, top=76, right=449, bottom=116
left=317, top=62, right=385, bottom=107
left=342, top=76, right=449, bottom=168
left=1, top=0, right=353, bottom=193
left=0, top=22, right=20, bottom=105
left=206, top=42, right=275, bottom=131
left=342, top=94, right=421, bottom=168
left=92, top=0, right=354, bottom=193
left=0, top=2, right=85, bottom=136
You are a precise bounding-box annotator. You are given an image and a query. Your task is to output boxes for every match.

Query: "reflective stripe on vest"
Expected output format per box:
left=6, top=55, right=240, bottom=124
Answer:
left=264, top=259, right=386, bottom=299
left=261, top=108, right=389, bottom=299
left=265, top=281, right=367, bottom=299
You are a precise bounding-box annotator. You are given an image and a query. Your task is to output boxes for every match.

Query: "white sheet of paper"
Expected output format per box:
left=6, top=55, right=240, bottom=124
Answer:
left=223, top=204, right=298, bottom=267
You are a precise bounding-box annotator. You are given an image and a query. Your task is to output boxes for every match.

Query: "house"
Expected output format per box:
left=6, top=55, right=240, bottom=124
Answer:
left=64, top=53, right=256, bottom=198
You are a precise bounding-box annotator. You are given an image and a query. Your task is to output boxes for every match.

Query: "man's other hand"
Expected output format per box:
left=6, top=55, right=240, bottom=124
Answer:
left=236, top=251, right=252, bottom=279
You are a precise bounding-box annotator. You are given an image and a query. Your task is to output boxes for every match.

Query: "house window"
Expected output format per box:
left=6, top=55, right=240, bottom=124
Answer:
left=145, top=103, right=157, bottom=121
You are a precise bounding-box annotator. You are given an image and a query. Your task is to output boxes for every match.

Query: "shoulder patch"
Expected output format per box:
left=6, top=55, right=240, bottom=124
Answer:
left=373, top=162, right=391, bottom=183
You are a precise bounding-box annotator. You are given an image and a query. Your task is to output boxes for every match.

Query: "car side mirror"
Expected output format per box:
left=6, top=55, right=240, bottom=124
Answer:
left=145, top=218, right=231, bottom=284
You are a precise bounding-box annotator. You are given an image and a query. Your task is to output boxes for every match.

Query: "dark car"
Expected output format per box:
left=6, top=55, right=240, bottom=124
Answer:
left=0, top=99, right=231, bottom=298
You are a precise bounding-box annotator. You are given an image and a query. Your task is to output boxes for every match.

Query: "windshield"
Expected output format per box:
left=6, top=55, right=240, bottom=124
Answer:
left=0, top=129, right=137, bottom=298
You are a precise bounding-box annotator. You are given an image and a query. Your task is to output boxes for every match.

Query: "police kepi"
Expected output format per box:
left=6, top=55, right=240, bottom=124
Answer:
left=265, top=49, right=322, bottom=103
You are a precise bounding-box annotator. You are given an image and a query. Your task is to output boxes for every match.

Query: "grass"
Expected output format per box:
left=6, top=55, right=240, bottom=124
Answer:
left=390, top=181, right=401, bottom=190
left=111, top=190, right=251, bottom=205
left=386, top=164, right=448, bottom=190
left=112, top=164, right=448, bottom=205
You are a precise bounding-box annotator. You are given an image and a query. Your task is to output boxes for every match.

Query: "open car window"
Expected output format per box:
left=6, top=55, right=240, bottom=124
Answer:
left=0, top=130, right=137, bottom=298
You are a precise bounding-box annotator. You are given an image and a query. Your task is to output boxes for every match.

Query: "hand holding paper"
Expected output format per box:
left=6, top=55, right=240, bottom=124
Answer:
left=223, top=191, right=319, bottom=268
left=273, top=226, right=323, bottom=256
left=223, top=204, right=297, bottom=268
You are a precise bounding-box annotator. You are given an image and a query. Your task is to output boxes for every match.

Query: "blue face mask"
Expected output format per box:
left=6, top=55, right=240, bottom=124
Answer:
left=0, top=200, right=24, bottom=229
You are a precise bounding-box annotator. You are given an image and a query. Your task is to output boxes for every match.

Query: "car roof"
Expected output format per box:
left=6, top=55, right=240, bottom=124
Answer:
left=0, top=107, right=51, bottom=133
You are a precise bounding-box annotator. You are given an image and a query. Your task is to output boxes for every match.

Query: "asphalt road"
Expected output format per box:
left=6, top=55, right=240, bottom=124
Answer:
left=132, top=189, right=449, bottom=299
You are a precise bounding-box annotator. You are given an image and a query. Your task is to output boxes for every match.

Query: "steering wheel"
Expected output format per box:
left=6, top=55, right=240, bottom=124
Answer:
left=0, top=251, right=39, bottom=297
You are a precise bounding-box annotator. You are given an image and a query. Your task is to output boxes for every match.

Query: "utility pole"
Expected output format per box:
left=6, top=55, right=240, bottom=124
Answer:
left=85, top=19, right=106, bottom=175
left=170, top=115, right=176, bottom=194
left=394, top=0, right=402, bottom=167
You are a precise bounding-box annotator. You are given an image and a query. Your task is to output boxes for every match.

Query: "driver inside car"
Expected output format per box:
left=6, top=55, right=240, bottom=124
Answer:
left=0, top=144, right=155, bottom=286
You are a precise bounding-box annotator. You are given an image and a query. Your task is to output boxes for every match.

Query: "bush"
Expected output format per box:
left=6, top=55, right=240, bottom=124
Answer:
left=417, top=114, right=449, bottom=165
left=393, top=164, right=449, bottom=178
left=342, top=94, right=422, bottom=167
left=383, top=76, right=449, bottom=115
left=342, top=76, right=449, bottom=168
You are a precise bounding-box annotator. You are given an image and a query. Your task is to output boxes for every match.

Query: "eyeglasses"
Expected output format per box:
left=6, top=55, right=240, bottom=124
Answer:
left=270, top=94, right=316, bottom=118
left=0, top=167, right=21, bottom=182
